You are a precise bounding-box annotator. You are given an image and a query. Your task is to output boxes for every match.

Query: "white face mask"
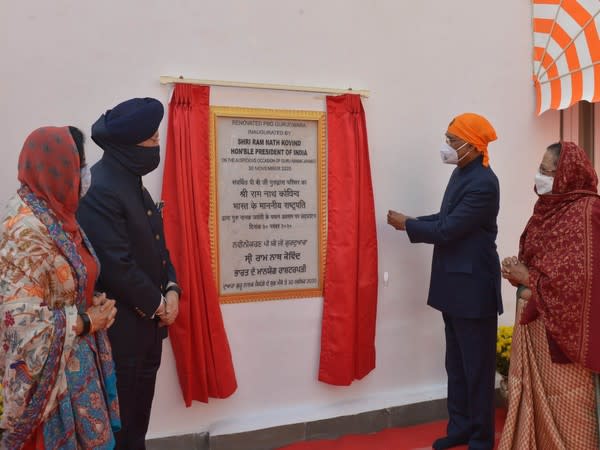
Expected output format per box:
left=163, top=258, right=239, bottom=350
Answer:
left=80, top=165, right=91, bottom=198
left=440, top=142, right=469, bottom=165
left=534, top=171, right=554, bottom=195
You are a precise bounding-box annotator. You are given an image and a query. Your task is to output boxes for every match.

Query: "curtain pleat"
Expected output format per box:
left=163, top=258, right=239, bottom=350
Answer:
left=162, top=84, right=237, bottom=405
left=319, top=94, right=378, bottom=385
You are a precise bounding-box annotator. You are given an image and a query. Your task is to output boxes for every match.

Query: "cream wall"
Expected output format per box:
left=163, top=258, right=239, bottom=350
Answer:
left=0, top=0, right=558, bottom=439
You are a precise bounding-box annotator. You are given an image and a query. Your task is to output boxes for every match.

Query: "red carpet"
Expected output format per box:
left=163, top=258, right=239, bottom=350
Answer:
left=278, top=409, right=506, bottom=450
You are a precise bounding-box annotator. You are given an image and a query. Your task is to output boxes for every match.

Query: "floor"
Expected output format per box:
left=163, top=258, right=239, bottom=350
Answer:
left=277, top=409, right=506, bottom=450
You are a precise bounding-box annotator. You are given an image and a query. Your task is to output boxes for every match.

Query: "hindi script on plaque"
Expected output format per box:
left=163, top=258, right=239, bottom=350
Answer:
left=215, top=112, right=323, bottom=300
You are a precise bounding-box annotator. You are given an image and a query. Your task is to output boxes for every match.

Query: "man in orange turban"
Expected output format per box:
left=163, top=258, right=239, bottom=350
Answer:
left=447, top=112, right=497, bottom=167
left=387, top=113, right=502, bottom=450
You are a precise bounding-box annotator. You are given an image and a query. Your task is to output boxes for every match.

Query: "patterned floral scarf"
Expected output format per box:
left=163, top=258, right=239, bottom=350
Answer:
left=16, top=127, right=94, bottom=307
left=3, top=127, right=119, bottom=448
left=519, top=141, right=600, bottom=372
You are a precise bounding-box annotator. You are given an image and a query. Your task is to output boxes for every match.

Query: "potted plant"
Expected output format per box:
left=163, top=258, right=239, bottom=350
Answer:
left=496, top=325, right=513, bottom=401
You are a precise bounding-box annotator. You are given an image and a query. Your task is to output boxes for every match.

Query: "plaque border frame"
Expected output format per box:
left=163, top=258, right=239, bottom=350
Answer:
left=209, top=106, right=327, bottom=303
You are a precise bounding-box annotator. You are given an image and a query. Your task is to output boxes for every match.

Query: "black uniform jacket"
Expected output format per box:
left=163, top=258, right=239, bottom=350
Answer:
left=78, top=152, right=177, bottom=351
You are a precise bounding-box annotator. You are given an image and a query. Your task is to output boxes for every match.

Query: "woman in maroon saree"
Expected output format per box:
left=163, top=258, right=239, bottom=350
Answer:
left=499, top=142, right=600, bottom=449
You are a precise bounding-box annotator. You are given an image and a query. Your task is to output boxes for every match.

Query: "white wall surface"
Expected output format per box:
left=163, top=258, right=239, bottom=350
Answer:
left=0, top=0, right=559, bottom=439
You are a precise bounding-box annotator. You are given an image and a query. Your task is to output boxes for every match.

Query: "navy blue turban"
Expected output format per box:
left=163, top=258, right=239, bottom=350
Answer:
left=97, top=97, right=164, bottom=145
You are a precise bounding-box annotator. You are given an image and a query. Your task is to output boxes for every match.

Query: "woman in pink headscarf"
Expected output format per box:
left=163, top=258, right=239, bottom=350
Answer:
left=0, top=126, right=119, bottom=449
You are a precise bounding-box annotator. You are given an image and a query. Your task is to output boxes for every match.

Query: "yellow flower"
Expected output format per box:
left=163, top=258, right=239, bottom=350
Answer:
left=496, top=325, right=514, bottom=377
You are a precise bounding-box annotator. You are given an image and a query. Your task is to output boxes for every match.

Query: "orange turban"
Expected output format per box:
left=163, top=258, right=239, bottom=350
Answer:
left=447, top=113, right=497, bottom=167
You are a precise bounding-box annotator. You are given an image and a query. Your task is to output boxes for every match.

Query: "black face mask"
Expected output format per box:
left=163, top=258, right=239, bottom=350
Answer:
left=112, top=144, right=160, bottom=176
left=91, top=117, right=161, bottom=176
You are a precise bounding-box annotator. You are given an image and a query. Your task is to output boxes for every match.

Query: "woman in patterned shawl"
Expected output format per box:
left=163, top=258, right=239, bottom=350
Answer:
left=499, top=142, right=600, bottom=449
left=0, top=126, right=120, bottom=449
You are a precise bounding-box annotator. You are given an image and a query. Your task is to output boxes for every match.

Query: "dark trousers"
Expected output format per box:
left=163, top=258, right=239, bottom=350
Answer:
left=442, top=313, right=497, bottom=450
left=112, top=329, right=163, bottom=450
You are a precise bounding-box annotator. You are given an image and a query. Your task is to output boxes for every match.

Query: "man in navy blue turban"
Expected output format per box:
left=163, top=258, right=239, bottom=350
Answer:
left=78, top=97, right=182, bottom=450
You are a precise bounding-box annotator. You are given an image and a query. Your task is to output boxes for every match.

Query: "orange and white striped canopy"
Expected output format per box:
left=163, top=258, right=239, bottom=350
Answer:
left=533, top=0, right=600, bottom=115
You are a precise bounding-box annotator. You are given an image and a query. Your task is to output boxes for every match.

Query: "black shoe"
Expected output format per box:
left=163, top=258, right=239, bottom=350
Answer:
left=432, top=435, right=470, bottom=449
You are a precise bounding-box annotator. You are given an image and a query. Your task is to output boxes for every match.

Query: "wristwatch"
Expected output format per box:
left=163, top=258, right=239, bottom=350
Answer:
left=165, top=283, right=182, bottom=297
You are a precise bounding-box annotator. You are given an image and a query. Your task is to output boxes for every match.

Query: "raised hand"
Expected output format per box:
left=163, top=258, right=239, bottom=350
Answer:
left=387, top=210, right=409, bottom=231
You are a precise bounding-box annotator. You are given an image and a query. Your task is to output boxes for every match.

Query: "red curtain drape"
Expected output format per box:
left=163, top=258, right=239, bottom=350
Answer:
left=319, top=94, right=379, bottom=385
left=162, top=83, right=237, bottom=405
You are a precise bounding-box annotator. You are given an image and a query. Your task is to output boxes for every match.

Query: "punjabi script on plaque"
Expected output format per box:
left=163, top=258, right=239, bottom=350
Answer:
left=216, top=116, right=322, bottom=297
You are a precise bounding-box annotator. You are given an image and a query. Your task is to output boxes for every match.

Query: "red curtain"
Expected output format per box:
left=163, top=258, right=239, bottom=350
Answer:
left=319, top=94, right=379, bottom=385
left=162, top=84, right=237, bottom=405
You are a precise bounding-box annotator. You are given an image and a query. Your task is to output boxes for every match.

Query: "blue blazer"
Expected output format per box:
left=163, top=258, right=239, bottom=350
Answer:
left=405, top=156, right=502, bottom=318
left=77, top=153, right=178, bottom=348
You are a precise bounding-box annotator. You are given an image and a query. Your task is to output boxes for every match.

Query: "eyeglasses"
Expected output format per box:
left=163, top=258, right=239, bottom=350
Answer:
left=445, top=135, right=464, bottom=146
